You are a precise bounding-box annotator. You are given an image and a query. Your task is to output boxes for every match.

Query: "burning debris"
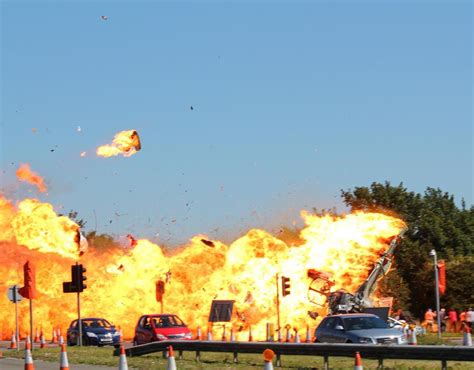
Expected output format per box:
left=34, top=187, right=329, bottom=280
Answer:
left=16, top=163, right=47, bottom=193
left=96, top=130, right=141, bottom=158
left=200, top=238, right=216, bottom=248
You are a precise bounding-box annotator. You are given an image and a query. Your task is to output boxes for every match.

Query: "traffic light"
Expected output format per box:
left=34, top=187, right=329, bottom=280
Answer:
left=72, top=264, right=87, bottom=292
left=63, top=264, right=87, bottom=293
left=281, top=276, right=291, bottom=297
left=156, top=280, right=165, bottom=303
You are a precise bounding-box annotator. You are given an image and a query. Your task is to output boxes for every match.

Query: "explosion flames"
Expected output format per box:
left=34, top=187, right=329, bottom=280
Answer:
left=16, top=164, right=47, bottom=193
left=96, top=130, right=141, bottom=157
left=0, top=193, right=405, bottom=340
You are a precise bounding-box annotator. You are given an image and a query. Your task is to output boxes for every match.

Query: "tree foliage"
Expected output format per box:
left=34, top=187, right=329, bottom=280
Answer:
left=341, top=182, right=474, bottom=317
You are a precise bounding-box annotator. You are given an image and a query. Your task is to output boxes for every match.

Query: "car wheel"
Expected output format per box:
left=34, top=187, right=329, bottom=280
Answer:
left=346, top=340, right=352, bottom=343
left=67, top=337, right=74, bottom=346
left=133, top=338, right=138, bottom=346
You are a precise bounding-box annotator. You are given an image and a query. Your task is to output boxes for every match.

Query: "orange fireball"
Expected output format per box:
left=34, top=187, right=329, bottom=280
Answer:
left=0, top=193, right=405, bottom=341
left=16, top=163, right=47, bottom=193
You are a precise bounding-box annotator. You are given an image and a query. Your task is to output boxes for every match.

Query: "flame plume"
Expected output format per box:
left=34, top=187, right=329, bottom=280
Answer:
left=0, top=194, right=405, bottom=340
left=16, top=164, right=47, bottom=193
left=96, top=130, right=141, bottom=157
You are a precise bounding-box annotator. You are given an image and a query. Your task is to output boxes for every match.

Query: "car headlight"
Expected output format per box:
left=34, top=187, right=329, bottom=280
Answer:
left=184, top=333, right=192, bottom=339
left=156, top=334, right=167, bottom=340
left=398, top=335, right=407, bottom=343
left=358, top=337, right=373, bottom=343
left=113, top=331, right=121, bottom=336
left=86, top=332, right=98, bottom=338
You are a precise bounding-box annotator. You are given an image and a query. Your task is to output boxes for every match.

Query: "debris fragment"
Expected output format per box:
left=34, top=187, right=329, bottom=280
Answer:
left=97, top=129, right=141, bottom=157
left=101, top=15, right=108, bottom=20
left=200, top=239, right=215, bottom=248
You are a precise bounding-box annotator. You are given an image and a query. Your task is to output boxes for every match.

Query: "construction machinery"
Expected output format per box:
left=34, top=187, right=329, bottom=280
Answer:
left=307, top=227, right=407, bottom=315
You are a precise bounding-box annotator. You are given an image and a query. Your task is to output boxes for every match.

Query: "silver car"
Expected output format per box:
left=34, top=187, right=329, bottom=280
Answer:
left=315, top=313, right=408, bottom=344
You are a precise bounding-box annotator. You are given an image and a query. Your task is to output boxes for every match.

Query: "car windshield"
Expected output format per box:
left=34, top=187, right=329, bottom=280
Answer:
left=82, top=319, right=112, bottom=329
left=152, top=315, right=185, bottom=328
left=343, top=316, right=388, bottom=330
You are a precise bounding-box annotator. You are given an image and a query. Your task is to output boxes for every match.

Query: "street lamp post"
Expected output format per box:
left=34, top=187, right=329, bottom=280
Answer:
left=429, top=249, right=442, bottom=338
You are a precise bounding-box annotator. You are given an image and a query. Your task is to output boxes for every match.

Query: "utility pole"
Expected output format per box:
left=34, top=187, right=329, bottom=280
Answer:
left=429, top=249, right=442, bottom=338
left=275, top=273, right=281, bottom=340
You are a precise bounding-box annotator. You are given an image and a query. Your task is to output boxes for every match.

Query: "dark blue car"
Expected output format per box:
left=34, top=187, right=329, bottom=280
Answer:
left=67, top=318, right=121, bottom=347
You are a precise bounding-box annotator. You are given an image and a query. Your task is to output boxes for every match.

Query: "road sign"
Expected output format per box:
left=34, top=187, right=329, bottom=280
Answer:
left=7, top=285, right=23, bottom=303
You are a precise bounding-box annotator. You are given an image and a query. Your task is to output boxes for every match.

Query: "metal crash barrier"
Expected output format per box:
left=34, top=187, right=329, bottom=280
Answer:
left=113, top=340, right=474, bottom=369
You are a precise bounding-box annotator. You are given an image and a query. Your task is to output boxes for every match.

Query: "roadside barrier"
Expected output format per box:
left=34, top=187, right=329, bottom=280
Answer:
left=166, top=346, right=177, bottom=370
left=114, top=339, right=474, bottom=369
left=263, top=349, right=274, bottom=370
left=9, top=332, right=17, bottom=349
left=354, top=351, right=363, bottom=370
left=118, top=345, right=128, bottom=370
left=24, top=339, right=34, bottom=370
left=59, top=344, right=69, bottom=370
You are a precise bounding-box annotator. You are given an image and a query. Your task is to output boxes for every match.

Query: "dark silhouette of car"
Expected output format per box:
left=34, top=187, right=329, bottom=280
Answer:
left=67, top=317, right=121, bottom=347
left=315, top=313, right=407, bottom=344
left=133, top=314, right=192, bottom=345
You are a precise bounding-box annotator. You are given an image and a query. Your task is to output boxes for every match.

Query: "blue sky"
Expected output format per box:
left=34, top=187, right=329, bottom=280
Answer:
left=1, top=1, right=472, bottom=245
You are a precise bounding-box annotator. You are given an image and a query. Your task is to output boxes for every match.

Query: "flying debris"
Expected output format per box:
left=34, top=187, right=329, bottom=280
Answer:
left=200, top=239, right=215, bottom=248
left=190, top=106, right=194, bottom=110
left=77, top=126, right=82, bottom=132
left=80, top=151, right=87, bottom=157
left=101, top=15, right=108, bottom=20
left=96, top=129, right=141, bottom=157
left=127, top=234, right=138, bottom=247
left=16, top=163, right=47, bottom=193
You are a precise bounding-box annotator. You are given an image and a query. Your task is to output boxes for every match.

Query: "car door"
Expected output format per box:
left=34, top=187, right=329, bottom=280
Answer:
left=136, top=316, right=153, bottom=344
left=331, top=317, right=348, bottom=343
left=69, top=320, right=78, bottom=345
left=317, top=317, right=336, bottom=342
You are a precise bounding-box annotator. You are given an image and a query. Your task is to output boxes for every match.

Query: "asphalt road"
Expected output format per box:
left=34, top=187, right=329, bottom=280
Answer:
left=0, top=358, right=117, bottom=370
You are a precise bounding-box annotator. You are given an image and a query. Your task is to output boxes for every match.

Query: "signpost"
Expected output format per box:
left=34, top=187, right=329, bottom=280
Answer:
left=7, top=285, right=22, bottom=351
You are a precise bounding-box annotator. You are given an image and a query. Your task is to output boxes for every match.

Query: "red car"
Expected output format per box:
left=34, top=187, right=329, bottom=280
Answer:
left=133, top=314, right=193, bottom=345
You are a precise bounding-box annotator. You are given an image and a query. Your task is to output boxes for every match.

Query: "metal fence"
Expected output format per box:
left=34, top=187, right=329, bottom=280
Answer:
left=113, top=340, right=474, bottom=369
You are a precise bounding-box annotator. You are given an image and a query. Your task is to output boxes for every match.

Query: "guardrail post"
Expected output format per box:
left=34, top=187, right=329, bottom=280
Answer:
left=233, top=351, right=238, bottom=363
left=377, top=358, right=384, bottom=369
left=276, top=353, right=281, bottom=367
left=195, top=350, right=200, bottom=362
left=178, top=350, right=183, bottom=360
left=323, top=355, right=329, bottom=370
left=441, top=359, right=447, bottom=370
left=162, top=349, right=167, bottom=359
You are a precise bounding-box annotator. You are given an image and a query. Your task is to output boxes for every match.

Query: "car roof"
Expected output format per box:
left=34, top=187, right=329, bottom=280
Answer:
left=142, top=314, right=178, bottom=317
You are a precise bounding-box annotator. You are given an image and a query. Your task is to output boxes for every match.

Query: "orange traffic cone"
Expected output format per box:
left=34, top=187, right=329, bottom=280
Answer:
left=293, top=329, right=300, bottom=343
left=230, top=327, right=236, bottom=342
left=222, top=325, right=227, bottom=341
left=118, top=345, right=128, bottom=370
left=285, top=328, right=291, bottom=342
left=248, top=326, right=253, bottom=342
left=166, top=345, right=177, bottom=370
left=463, top=325, right=473, bottom=346
left=34, top=328, right=40, bottom=343
left=196, top=326, right=202, bottom=340
left=263, top=349, right=275, bottom=370
left=206, top=329, right=213, bottom=341
left=9, top=332, right=17, bottom=349
left=24, top=340, right=34, bottom=370
left=305, top=325, right=311, bottom=343
left=408, top=328, right=417, bottom=345
left=51, top=329, right=57, bottom=344
left=59, top=344, right=69, bottom=370
left=354, top=351, right=363, bottom=370
left=40, top=332, right=46, bottom=349
left=58, top=335, right=64, bottom=346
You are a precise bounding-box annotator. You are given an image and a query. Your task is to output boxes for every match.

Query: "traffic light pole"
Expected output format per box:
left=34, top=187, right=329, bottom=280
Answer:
left=275, top=273, right=281, bottom=340
left=76, top=262, right=83, bottom=346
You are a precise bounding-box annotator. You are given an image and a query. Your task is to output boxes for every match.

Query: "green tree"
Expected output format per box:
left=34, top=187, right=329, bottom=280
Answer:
left=341, top=182, right=474, bottom=317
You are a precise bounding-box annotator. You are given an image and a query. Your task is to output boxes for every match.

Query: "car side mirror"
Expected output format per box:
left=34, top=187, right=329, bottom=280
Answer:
left=335, top=325, right=344, bottom=331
